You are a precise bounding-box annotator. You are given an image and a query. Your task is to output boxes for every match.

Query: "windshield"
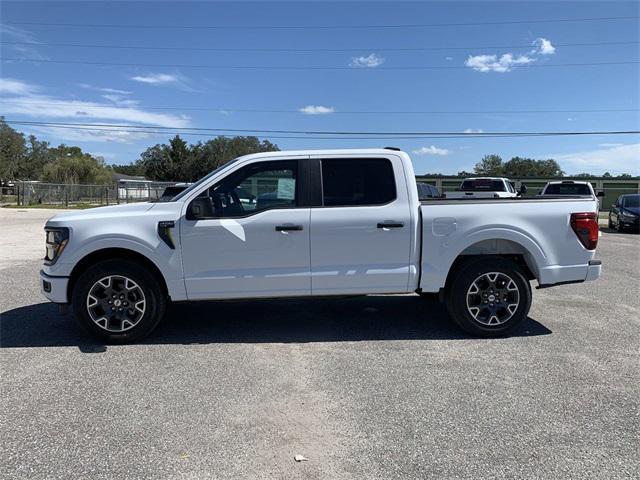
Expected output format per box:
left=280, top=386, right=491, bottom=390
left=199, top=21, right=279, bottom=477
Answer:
left=544, top=183, right=592, bottom=195
left=622, top=195, right=640, bottom=208
left=170, top=158, right=241, bottom=201
left=460, top=179, right=506, bottom=191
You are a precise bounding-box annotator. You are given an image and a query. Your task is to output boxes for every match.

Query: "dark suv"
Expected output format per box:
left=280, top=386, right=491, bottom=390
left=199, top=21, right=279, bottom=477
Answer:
left=609, top=194, right=640, bottom=232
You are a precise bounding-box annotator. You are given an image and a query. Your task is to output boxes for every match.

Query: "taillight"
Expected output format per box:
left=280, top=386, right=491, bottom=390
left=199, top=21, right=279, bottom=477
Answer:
left=570, top=212, right=599, bottom=250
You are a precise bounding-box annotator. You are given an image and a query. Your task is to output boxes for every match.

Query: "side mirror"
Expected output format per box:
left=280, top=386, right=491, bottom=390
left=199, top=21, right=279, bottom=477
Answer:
left=187, top=197, right=214, bottom=220
left=518, top=184, right=528, bottom=196
left=596, top=191, right=605, bottom=197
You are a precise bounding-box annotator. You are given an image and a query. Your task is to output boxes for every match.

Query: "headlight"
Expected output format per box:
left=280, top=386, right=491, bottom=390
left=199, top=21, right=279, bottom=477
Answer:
left=44, top=227, right=69, bottom=265
left=620, top=210, right=638, bottom=220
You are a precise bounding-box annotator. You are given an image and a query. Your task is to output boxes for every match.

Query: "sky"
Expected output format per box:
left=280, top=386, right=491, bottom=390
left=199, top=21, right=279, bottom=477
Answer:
left=1, top=0, right=639, bottom=175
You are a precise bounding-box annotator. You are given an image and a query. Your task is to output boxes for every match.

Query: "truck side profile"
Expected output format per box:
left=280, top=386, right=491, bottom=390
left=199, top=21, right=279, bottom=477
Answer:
left=40, top=149, right=602, bottom=342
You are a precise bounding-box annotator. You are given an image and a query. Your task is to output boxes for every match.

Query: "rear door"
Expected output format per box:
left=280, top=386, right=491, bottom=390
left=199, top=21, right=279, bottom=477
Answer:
left=309, top=155, right=413, bottom=295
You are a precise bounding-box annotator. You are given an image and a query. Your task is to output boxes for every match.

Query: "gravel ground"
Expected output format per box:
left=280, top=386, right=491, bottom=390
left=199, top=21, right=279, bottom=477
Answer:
left=1, top=207, right=639, bottom=479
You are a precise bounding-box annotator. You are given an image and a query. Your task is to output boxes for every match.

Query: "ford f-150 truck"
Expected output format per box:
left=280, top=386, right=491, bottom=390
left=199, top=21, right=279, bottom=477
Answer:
left=40, top=149, right=601, bottom=342
left=444, top=177, right=522, bottom=199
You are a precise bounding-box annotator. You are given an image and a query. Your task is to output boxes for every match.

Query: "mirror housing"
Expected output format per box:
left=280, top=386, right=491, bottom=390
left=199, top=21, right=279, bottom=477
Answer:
left=596, top=191, right=605, bottom=197
left=518, top=183, right=528, bottom=196
left=187, top=196, right=214, bottom=220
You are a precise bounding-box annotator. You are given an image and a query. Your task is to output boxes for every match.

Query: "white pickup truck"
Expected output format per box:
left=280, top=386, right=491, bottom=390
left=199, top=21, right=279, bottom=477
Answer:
left=444, top=177, right=523, bottom=199
left=40, top=149, right=601, bottom=342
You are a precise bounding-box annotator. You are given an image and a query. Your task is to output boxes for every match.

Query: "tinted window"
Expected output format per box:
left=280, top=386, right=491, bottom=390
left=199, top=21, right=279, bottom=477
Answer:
left=321, top=158, right=396, bottom=206
left=460, top=179, right=507, bottom=192
left=206, top=160, right=297, bottom=217
left=544, top=183, right=591, bottom=195
left=622, top=195, right=640, bottom=208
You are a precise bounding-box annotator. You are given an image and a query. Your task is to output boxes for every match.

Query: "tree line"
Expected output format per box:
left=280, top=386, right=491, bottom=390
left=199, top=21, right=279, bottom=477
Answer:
left=1, top=118, right=635, bottom=184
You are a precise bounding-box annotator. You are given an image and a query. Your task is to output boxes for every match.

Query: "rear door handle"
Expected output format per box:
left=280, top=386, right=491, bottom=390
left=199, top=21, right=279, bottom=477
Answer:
left=377, top=222, right=404, bottom=229
left=275, top=224, right=304, bottom=232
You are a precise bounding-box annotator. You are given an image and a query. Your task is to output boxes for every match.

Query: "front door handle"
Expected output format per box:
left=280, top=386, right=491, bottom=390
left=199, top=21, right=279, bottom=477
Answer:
left=377, top=221, right=404, bottom=229
left=275, top=224, right=303, bottom=232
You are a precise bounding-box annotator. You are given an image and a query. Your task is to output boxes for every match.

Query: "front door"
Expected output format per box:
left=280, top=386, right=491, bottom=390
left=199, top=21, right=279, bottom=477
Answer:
left=180, top=159, right=311, bottom=300
left=309, top=155, right=413, bottom=295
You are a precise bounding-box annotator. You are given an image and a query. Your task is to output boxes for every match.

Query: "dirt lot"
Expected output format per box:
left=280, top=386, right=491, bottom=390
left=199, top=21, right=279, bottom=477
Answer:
left=1, top=207, right=639, bottom=479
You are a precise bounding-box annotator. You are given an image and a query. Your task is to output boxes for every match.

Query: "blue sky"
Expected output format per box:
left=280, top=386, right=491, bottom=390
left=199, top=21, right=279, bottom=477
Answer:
left=1, top=1, right=639, bottom=175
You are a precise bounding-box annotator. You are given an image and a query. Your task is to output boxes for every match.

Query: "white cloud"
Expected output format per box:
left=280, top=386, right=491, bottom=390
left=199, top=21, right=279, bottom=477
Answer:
left=445, top=56, right=454, bottom=61
left=598, top=143, right=624, bottom=147
left=0, top=24, right=47, bottom=60
left=466, top=37, right=555, bottom=73
left=102, top=94, right=139, bottom=107
left=532, top=38, right=556, bottom=55
left=32, top=124, right=153, bottom=144
left=78, top=83, right=132, bottom=95
left=299, top=105, right=335, bottom=115
left=130, top=73, right=180, bottom=85
left=465, top=53, right=535, bottom=73
left=0, top=78, right=38, bottom=95
left=0, top=78, right=190, bottom=143
left=464, top=128, right=484, bottom=134
left=412, top=145, right=450, bottom=156
left=350, top=53, right=385, bottom=68
left=554, top=144, right=640, bottom=175
left=1, top=95, right=189, bottom=128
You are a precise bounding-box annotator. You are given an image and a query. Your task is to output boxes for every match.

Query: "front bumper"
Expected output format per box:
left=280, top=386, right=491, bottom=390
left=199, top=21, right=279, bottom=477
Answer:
left=40, top=270, right=69, bottom=304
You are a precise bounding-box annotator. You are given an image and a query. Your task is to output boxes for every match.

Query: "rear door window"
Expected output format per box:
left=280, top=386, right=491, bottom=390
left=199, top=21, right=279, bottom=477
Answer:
left=320, top=158, right=396, bottom=206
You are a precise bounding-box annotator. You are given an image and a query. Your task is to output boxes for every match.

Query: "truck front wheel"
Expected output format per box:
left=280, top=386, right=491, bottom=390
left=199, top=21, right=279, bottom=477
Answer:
left=445, top=257, right=532, bottom=337
left=72, top=260, right=166, bottom=343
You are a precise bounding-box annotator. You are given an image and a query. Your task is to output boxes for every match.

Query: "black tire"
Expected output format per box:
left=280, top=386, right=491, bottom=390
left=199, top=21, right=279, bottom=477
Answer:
left=616, top=217, right=624, bottom=232
left=445, top=257, right=532, bottom=337
left=72, top=259, right=166, bottom=343
left=608, top=215, right=613, bottom=229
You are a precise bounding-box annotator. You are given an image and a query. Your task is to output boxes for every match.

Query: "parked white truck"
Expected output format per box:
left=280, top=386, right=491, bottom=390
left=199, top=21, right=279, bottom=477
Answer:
left=444, top=177, right=523, bottom=199
left=40, top=149, right=601, bottom=342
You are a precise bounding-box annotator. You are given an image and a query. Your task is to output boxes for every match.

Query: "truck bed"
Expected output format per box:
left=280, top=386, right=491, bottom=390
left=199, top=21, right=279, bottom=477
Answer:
left=418, top=195, right=601, bottom=292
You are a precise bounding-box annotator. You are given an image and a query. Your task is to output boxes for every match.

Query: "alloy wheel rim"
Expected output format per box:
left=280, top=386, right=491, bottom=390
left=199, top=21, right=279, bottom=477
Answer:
left=466, top=272, right=520, bottom=326
left=86, top=275, right=146, bottom=332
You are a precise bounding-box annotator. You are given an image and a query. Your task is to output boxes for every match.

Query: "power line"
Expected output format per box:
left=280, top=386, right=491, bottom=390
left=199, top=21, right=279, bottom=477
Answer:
left=8, top=122, right=640, bottom=141
left=5, top=120, right=639, bottom=138
left=1, top=100, right=637, bottom=115
left=3, top=16, right=638, bottom=30
left=3, top=57, right=638, bottom=70
left=2, top=39, right=638, bottom=52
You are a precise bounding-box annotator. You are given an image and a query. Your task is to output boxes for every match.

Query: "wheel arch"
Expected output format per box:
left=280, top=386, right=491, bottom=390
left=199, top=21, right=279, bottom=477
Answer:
left=443, top=239, right=539, bottom=295
left=67, top=248, right=169, bottom=302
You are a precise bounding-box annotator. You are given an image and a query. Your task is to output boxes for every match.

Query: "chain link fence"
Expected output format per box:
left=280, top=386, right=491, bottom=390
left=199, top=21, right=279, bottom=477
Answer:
left=2, top=181, right=182, bottom=207
left=2, top=177, right=639, bottom=211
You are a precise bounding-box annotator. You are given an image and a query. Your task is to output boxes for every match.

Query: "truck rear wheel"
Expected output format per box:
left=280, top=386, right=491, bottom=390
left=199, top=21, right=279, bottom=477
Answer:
left=72, top=260, right=166, bottom=343
left=445, top=257, right=531, bottom=337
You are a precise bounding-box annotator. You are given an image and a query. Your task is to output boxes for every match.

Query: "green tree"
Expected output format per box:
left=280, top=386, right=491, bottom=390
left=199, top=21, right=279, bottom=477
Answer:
left=42, top=147, right=112, bottom=184
left=23, top=135, right=53, bottom=180
left=110, top=163, right=147, bottom=177
left=474, top=154, right=503, bottom=176
left=603, top=172, right=612, bottom=177
left=503, top=157, right=564, bottom=177
left=617, top=173, right=633, bottom=178
left=138, top=135, right=279, bottom=182
left=0, top=117, right=27, bottom=181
